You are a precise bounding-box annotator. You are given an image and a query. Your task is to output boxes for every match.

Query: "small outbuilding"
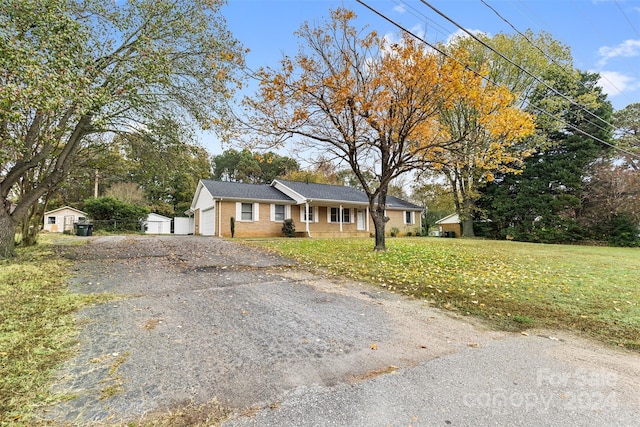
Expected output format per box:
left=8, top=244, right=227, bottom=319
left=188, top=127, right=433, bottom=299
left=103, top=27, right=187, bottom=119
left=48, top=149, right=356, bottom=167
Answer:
left=43, top=206, right=87, bottom=233
left=144, top=213, right=172, bottom=234
left=435, top=213, right=462, bottom=238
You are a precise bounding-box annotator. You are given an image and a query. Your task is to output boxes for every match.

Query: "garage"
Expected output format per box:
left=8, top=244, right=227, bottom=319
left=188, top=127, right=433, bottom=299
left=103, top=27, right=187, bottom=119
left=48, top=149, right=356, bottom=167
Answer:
left=200, top=206, right=216, bottom=236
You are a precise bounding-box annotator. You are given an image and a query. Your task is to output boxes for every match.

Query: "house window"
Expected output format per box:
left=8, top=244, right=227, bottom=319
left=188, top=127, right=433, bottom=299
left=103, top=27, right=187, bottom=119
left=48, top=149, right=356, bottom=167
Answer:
left=274, top=204, right=285, bottom=221
left=303, top=206, right=314, bottom=222
left=404, top=211, right=414, bottom=225
left=241, top=203, right=253, bottom=221
left=330, top=207, right=351, bottom=223
left=330, top=207, right=339, bottom=223
left=342, top=208, right=351, bottom=223
left=48, top=216, right=56, bottom=224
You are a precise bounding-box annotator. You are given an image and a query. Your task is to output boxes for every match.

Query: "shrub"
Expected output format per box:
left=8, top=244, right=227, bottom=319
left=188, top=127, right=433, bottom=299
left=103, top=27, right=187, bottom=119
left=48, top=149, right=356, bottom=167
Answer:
left=83, top=196, right=148, bottom=232
left=282, top=218, right=296, bottom=237
left=230, top=216, right=235, bottom=238
left=390, top=227, right=399, bottom=237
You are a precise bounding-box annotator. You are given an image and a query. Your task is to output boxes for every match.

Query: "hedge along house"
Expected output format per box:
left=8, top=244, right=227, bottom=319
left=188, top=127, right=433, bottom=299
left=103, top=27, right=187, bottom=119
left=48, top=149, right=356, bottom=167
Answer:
left=187, top=179, right=423, bottom=238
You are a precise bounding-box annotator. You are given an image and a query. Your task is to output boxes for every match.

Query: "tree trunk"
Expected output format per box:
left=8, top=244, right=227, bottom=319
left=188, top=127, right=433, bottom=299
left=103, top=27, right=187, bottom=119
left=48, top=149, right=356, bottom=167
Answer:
left=372, top=211, right=386, bottom=251
left=0, top=209, right=17, bottom=258
left=461, top=197, right=476, bottom=237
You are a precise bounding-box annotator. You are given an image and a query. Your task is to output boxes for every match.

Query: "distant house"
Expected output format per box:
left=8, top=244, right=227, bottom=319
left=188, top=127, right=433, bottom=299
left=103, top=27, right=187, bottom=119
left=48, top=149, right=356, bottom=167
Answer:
left=435, top=213, right=462, bottom=237
left=186, top=179, right=423, bottom=238
left=143, top=213, right=172, bottom=234
left=43, top=206, right=87, bottom=233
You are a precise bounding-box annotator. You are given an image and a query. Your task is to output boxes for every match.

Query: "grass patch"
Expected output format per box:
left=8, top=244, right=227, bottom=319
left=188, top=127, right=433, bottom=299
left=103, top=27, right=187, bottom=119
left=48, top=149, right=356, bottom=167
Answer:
left=0, top=234, right=115, bottom=426
left=244, top=237, right=640, bottom=349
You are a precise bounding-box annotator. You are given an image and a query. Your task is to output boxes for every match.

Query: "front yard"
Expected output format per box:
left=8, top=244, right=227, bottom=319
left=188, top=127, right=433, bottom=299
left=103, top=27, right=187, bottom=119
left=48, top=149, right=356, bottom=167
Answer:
left=246, top=237, right=640, bottom=350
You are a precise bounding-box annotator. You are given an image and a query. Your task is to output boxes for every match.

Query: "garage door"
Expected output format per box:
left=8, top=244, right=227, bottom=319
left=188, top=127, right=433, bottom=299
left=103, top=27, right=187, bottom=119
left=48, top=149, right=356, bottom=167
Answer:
left=200, top=207, right=216, bottom=236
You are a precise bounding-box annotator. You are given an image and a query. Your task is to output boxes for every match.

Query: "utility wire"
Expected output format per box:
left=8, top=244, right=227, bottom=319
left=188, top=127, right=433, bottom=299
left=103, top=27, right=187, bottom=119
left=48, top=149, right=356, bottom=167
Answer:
left=418, top=0, right=615, bottom=134
left=480, top=0, right=629, bottom=110
left=354, top=0, right=640, bottom=160
left=614, top=0, right=640, bottom=38
left=390, top=0, right=451, bottom=42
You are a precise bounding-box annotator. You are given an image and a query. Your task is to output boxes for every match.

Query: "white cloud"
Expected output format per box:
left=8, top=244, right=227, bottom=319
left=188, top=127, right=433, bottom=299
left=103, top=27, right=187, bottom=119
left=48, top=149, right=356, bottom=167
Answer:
left=597, top=39, right=640, bottom=65
left=596, top=70, right=638, bottom=96
left=445, top=28, right=487, bottom=46
left=393, top=4, right=406, bottom=13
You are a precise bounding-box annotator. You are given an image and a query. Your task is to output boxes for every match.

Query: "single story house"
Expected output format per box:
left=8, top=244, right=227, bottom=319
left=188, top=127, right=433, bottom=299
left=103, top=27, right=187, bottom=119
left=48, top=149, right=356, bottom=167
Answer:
left=435, top=213, right=462, bottom=237
left=143, top=213, right=172, bottom=234
left=186, top=179, right=423, bottom=238
left=43, top=206, right=87, bottom=233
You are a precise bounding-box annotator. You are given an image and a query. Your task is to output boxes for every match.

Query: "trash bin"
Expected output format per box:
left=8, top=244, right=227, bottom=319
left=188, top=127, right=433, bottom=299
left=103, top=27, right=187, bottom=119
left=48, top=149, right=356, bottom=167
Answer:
left=76, top=223, right=89, bottom=236
left=87, top=224, right=93, bottom=236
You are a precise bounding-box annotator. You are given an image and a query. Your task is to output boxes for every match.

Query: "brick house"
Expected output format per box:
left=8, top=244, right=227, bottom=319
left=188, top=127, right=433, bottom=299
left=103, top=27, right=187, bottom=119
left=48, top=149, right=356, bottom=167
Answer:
left=186, top=179, right=423, bottom=238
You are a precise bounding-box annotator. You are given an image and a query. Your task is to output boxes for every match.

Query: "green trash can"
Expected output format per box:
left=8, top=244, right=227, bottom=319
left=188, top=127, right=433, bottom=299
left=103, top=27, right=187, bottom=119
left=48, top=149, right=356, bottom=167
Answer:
left=76, top=223, right=89, bottom=236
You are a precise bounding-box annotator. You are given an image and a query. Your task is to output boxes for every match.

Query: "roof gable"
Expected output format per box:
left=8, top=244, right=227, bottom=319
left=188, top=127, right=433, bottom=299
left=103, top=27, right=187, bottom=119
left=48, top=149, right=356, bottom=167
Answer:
left=274, top=179, right=369, bottom=204
left=147, top=213, right=172, bottom=221
left=435, top=213, right=460, bottom=224
left=44, top=206, right=87, bottom=216
left=200, top=180, right=295, bottom=202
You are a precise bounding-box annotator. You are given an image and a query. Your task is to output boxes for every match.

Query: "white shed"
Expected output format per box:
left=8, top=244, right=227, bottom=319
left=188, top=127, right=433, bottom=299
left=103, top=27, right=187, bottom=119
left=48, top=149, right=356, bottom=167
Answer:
left=43, top=206, right=87, bottom=233
left=144, top=213, right=172, bottom=234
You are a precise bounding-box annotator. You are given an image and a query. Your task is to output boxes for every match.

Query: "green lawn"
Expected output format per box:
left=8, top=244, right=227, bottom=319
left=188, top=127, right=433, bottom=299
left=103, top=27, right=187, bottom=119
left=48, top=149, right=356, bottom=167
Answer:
left=245, top=237, right=640, bottom=350
left=0, top=235, right=114, bottom=426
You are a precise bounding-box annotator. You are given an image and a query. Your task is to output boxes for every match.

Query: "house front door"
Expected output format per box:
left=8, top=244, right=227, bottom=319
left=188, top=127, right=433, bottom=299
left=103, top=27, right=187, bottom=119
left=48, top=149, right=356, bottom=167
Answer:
left=357, top=209, right=365, bottom=231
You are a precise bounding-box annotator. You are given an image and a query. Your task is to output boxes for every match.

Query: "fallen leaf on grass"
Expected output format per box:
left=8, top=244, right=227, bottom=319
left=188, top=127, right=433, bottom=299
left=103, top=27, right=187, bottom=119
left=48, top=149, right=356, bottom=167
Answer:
left=370, top=343, right=377, bottom=350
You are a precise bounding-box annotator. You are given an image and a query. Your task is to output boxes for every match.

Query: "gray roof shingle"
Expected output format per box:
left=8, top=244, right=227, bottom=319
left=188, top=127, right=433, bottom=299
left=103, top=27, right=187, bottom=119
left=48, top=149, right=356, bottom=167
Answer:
left=275, top=179, right=369, bottom=203
left=199, top=179, right=422, bottom=210
left=201, top=180, right=295, bottom=202
left=275, top=179, right=422, bottom=210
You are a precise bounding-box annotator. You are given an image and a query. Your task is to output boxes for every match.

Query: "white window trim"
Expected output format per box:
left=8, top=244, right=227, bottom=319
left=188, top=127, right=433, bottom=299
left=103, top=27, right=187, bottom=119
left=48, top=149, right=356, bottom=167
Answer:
left=270, top=204, right=289, bottom=222
left=328, top=207, right=354, bottom=224
left=328, top=207, right=339, bottom=223
left=300, top=205, right=318, bottom=223
left=342, top=207, right=353, bottom=224
left=236, top=202, right=259, bottom=222
left=404, top=211, right=415, bottom=225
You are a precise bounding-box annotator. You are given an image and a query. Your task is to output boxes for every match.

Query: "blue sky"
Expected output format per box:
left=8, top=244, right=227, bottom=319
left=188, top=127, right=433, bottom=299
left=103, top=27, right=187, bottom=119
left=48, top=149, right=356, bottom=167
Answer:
left=204, top=0, right=640, bottom=154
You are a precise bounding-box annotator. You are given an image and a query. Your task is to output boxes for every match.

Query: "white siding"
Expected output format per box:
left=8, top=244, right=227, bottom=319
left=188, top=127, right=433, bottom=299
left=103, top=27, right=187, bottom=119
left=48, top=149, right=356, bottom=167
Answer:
left=174, top=217, right=190, bottom=235
left=200, top=207, right=216, bottom=236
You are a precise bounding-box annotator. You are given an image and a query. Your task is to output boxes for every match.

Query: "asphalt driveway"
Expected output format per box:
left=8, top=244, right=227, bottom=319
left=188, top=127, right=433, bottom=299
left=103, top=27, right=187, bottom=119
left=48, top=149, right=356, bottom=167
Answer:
left=44, top=235, right=640, bottom=426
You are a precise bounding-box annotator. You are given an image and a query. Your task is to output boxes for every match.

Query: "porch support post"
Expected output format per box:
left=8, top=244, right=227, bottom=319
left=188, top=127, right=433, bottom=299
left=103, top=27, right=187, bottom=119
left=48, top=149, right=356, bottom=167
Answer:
left=305, top=202, right=310, bottom=237
left=339, top=204, right=343, bottom=233
left=366, top=206, right=370, bottom=232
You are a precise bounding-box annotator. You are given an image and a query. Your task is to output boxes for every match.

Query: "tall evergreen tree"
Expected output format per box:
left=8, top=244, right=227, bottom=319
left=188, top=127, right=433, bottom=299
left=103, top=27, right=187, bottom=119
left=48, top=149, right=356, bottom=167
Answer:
left=480, top=68, right=613, bottom=243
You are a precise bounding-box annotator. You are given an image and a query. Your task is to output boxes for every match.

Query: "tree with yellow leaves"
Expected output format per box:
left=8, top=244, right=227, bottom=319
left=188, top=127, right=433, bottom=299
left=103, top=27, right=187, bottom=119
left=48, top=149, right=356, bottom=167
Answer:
left=242, top=9, right=453, bottom=251
left=429, top=49, right=536, bottom=237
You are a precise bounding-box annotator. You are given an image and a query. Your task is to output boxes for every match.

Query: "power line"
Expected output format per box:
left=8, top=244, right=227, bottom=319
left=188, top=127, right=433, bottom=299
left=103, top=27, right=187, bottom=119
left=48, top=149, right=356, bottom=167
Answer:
left=354, top=0, right=640, bottom=160
left=480, top=0, right=629, bottom=108
left=418, top=0, right=615, bottom=135
left=506, top=0, right=635, bottom=110
left=614, top=0, right=640, bottom=38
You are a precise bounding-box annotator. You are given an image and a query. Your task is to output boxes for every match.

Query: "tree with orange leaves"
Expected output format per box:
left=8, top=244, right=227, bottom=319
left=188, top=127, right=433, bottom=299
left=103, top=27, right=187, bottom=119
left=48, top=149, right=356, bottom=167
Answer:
left=429, top=49, right=536, bottom=237
left=242, top=9, right=453, bottom=251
